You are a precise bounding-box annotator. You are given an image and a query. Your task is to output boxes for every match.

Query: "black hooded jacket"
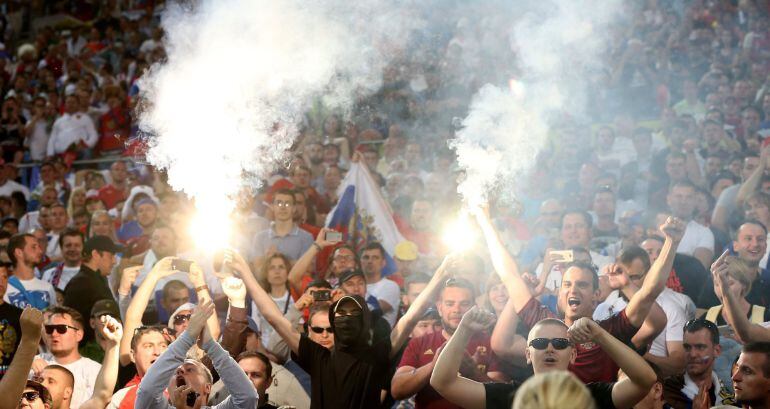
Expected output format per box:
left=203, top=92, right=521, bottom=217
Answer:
left=292, top=294, right=392, bottom=409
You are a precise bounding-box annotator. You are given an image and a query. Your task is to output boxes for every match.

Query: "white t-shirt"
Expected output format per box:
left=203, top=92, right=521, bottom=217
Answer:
left=4, top=277, right=57, bottom=309
left=366, top=278, right=401, bottom=327
left=18, top=210, right=40, bottom=233
left=46, top=232, right=62, bottom=261
left=676, top=220, right=715, bottom=257
left=252, top=290, right=298, bottom=346
left=25, top=120, right=49, bottom=161
left=594, top=288, right=695, bottom=357
left=35, top=354, right=101, bottom=409
left=41, top=264, right=82, bottom=291
left=759, top=232, right=770, bottom=269
left=0, top=180, right=30, bottom=200
left=648, top=289, right=696, bottom=357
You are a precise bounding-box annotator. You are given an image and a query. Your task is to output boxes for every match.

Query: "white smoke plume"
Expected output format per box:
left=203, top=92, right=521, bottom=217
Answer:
left=138, top=0, right=623, bottom=248
left=451, top=0, right=622, bottom=208
left=138, top=0, right=421, bottom=248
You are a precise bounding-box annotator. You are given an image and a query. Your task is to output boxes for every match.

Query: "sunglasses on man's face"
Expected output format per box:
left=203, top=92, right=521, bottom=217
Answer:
left=20, top=391, right=40, bottom=402
left=44, top=324, right=79, bottom=335
left=173, top=314, right=192, bottom=325
left=310, top=326, right=333, bottom=334
left=528, top=337, right=572, bottom=350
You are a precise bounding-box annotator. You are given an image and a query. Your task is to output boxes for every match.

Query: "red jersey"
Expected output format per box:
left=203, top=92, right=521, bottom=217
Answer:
left=518, top=297, right=638, bottom=383
left=394, top=215, right=439, bottom=255
left=398, top=330, right=500, bottom=409
left=387, top=272, right=405, bottom=290
left=98, top=108, right=130, bottom=153
left=98, top=184, right=128, bottom=210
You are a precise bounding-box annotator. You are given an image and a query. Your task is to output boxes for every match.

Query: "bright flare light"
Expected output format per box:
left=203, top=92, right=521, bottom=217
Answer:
left=188, top=196, right=234, bottom=253
left=441, top=214, right=478, bottom=253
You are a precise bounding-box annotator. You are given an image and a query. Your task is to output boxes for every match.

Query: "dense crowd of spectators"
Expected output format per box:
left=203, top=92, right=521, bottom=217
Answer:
left=1, top=1, right=770, bottom=409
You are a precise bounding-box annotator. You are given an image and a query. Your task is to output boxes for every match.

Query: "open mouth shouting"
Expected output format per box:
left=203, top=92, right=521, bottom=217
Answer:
left=567, top=297, right=581, bottom=309
left=543, top=355, right=558, bottom=365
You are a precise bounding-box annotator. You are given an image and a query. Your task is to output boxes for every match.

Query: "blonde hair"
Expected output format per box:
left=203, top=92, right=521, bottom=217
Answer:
left=512, top=372, right=595, bottom=409
left=67, top=186, right=86, bottom=217
left=725, top=256, right=754, bottom=294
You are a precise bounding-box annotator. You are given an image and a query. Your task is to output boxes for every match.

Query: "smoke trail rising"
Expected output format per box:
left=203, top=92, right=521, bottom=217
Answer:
left=451, top=0, right=622, bottom=208
left=137, top=0, right=422, bottom=248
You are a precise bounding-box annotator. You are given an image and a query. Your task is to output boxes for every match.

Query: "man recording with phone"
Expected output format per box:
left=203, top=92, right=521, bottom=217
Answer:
left=532, top=211, right=613, bottom=295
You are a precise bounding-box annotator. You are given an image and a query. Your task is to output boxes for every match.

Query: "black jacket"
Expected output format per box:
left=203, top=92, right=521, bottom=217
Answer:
left=63, top=264, right=115, bottom=343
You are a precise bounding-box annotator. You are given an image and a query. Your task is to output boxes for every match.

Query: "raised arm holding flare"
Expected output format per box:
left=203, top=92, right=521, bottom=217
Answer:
left=474, top=206, right=530, bottom=311
left=120, top=258, right=219, bottom=366
left=480, top=204, right=684, bottom=383
left=120, top=257, right=176, bottom=365
left=226, top=249, right=453, bottom=358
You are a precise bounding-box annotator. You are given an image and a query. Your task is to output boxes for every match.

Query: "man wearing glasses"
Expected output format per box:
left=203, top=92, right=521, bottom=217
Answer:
left=662, top=319, right=735, bottom=408
left=431, top=308, right=657, bottom=409
left=250, top=188, right=313, bottom=267
left=31, top=306, right=101, bottom=409
left=477, top=208, right=684, bottom=383
left=16, top=380, right=53, bottom=409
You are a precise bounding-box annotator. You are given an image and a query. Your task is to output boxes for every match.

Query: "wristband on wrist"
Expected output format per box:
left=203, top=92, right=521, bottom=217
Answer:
left=312, top=242, right=322, bottom=252
left=195, top=285, right=209, bottom=293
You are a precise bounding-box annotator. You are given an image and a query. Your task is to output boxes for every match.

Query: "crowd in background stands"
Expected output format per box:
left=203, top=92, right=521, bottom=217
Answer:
left=1, top=1, right=770, bottom=409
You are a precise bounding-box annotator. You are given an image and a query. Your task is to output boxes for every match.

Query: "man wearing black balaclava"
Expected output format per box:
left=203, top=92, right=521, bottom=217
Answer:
left=330, top=295, right=372, bottom=352
left=227, top=249, right=455, bottom=409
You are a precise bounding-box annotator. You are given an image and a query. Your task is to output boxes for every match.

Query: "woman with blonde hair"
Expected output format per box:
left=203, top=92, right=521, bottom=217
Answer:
left=702, top=252, right=770, bottom=389
left=512, top=372, right=595, bottom=409
left=702, top=255, right=769, bottom=326
left=87, top=210, right=118, bottom=242
left=67, top=186, right=87, bottom=218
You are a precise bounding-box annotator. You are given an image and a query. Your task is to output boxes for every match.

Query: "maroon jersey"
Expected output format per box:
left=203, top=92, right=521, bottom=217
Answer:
left=518, top=297, right=638, bottom=383
left=398, top=330, right=500, bottom=409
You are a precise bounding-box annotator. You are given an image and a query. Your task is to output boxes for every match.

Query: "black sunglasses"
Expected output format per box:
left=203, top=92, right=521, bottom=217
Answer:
left=20, top=391, right=40, bottom=402
left=44, top=324, right=79, bottom=335
left=528, top=337, right=572, bottom=350
left=173, top=314, right=191, bottom=325
left=310, top=326, right=333, bottom=334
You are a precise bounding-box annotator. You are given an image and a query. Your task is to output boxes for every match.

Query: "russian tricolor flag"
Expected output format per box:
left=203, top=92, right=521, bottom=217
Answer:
left=325, top=163, right=405, bottom=276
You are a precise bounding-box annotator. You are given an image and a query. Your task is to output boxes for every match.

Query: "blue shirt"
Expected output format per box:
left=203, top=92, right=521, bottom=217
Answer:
left=117, top=220, right=143, bottom=242
left=250, top=223, right=313, bottom=261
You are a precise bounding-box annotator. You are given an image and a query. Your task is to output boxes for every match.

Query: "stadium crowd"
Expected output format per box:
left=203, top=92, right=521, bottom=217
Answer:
left=0, top=0, right=770, bottom=408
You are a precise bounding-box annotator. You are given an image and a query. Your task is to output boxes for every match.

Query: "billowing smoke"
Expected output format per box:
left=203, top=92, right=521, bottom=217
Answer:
left=138, top=0, right=623, bottom=247
left=451, top=0, right=622, bottom=208
left=138, top=0, right=422, bottom=247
